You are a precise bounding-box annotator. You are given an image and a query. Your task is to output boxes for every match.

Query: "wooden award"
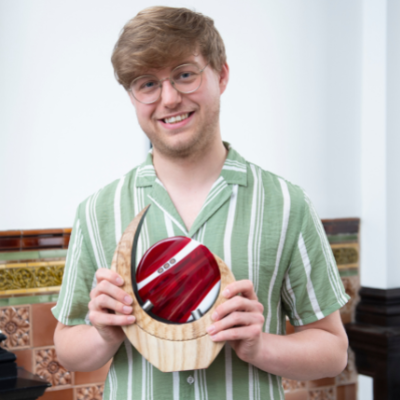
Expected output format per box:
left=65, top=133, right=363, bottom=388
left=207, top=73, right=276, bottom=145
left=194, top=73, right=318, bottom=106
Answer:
left=111, top=205, right=235, bottom=372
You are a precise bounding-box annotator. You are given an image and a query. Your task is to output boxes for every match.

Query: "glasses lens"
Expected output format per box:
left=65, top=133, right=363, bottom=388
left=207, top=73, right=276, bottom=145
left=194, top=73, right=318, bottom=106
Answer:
left=131, top=75, right=160, bottom=104
left=172, top=64, right=202, bottom=93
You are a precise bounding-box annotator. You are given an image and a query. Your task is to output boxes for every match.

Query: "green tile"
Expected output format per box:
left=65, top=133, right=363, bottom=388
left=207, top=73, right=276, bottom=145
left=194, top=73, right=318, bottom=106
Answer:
left=0, top=294, right=59, bottom=307
left=339, top=268, right=359, bottom=277
left=0, top=251, right=40, bottom=261
left=0, top=298, right=9, bottom=307
left=38, top=249, right=68, bottom=259
left=327, top=234, right=359, bottom=244
left=0, top=249, right=67, bottom=262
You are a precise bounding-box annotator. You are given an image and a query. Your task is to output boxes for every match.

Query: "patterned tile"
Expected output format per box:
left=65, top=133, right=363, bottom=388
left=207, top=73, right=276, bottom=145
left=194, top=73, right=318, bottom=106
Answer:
left=34, top=347, right=72, bottom=387
left=336, top=348, right=357, bottom=385
left=282, top=378, right=306, bottom=392
left=330, top=243, right=359, bottom=268
left=0, top=305, right=30, bottom=348
left=340, top=275, right=360, bottom=318
left=76, top=384, right=104, bottom=400
left=309, top=387, right=335, bottom=400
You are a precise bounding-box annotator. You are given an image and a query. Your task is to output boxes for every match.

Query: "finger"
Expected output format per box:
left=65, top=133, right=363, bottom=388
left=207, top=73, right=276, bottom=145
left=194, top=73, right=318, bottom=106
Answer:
left=223, top=280, right=258, bottom=301
left=89, top=293, right=133, bottom=315
left=212, top=296, right=263, bottom=321
left=209, top=324, right=262, bottom=342
left=89, top=310, right=135, bottom=327
left=207, top=311, right=264, bottom=335
left=91, top=279, right=133, bottom=306
left=95, top=268, right=125, bottom=287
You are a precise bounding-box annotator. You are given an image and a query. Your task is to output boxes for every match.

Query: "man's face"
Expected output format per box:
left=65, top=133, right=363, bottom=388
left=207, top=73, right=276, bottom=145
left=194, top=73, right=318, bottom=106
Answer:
left=129, top=54, right=229, bottom=159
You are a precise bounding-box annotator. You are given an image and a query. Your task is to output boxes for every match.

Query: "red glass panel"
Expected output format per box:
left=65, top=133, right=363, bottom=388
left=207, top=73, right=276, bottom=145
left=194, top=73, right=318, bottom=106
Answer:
left=136, top=237, right=221, bottom=323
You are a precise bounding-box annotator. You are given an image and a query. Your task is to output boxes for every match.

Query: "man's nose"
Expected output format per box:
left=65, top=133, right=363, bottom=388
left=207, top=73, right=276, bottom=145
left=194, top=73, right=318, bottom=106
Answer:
left=160, top=79, right=181, bottom=108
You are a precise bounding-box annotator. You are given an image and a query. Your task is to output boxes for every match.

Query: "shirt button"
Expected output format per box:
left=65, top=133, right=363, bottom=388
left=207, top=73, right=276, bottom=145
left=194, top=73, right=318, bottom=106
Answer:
left=187, top=376, right=195, bottom=385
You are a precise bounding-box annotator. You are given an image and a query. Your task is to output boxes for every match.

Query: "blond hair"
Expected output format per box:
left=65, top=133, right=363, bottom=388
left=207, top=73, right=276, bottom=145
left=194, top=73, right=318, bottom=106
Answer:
left=111, top=6, right=226, bottom=90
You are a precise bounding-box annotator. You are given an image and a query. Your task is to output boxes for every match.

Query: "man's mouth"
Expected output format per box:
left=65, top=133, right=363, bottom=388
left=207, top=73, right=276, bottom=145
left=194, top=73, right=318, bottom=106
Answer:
left=162, top=112, right=193, bottom=124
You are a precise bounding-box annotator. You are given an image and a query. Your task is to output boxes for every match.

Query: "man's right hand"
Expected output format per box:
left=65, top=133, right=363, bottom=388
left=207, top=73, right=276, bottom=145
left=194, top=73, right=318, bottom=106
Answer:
left=54, top=268, right=135, bottom=372
left=88, top=268, right=135, bottom=344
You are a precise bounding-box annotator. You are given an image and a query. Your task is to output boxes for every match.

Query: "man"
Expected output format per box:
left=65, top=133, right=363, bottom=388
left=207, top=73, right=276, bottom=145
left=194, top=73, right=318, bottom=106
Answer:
left=53, top=6, right=349, bottom=400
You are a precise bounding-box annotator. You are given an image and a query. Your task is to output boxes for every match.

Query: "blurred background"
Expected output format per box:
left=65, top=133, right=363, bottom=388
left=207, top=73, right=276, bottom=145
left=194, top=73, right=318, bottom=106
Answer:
left=1, top=1, right=399, bottom=398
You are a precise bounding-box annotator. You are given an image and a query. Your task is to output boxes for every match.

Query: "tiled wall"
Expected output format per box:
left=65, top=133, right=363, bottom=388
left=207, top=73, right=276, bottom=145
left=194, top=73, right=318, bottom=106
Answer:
left=0, top=301, right=110, bottom=400
left=0, top=221, right=360, bottom=400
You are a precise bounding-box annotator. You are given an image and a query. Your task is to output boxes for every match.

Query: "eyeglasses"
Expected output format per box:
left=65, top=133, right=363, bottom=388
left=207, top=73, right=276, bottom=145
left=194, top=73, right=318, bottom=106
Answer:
left=129, top=63, right=208, bottom=104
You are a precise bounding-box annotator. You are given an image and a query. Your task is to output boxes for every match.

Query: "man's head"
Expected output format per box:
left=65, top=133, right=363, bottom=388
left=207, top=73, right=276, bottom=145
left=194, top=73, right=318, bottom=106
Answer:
left=111, top=6, right=227, bottom=90
left=111, top=7, right=229, bottom=160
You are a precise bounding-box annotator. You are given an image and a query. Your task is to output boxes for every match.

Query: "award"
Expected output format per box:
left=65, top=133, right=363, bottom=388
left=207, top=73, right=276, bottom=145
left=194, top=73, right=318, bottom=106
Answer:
left=111, top=205, right=236, bottom=372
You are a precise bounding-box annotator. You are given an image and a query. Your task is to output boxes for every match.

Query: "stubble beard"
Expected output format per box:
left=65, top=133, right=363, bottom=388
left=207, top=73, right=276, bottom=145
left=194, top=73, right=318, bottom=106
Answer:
left=148, top=100, right=221, bottom=161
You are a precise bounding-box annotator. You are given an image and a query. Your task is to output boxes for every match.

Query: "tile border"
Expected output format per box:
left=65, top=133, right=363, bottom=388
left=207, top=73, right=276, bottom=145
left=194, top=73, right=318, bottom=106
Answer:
left=0, top=229, right=71, bottom=252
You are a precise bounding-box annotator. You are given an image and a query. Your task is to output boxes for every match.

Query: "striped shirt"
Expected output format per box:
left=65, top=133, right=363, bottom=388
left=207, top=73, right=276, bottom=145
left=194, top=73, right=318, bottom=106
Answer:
left=52, top=143, right=349, bottom=400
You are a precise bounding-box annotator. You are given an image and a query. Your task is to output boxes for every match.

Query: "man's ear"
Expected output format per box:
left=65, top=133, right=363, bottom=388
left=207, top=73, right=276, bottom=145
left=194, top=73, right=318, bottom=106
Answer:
left=219, top=62, right=229, bottom=95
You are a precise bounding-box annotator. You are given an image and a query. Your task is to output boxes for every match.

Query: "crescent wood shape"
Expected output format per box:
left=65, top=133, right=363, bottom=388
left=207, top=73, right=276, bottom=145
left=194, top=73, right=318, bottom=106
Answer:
left=111, top=205, right=236, bottom=372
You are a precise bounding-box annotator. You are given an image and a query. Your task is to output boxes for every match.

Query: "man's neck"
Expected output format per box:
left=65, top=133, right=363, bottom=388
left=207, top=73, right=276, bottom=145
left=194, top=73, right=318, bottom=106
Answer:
left=152, top=138, right=227, bottom=191
left=152, top=137, right=228, bottom=231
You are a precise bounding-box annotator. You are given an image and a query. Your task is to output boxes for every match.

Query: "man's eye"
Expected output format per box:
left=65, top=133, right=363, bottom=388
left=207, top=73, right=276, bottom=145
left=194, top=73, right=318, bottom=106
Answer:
left=141, top=81, right=157, bottom=90
left=174, top=71, right=197, bottom=82
left=180, top=72, right=193, bottom=79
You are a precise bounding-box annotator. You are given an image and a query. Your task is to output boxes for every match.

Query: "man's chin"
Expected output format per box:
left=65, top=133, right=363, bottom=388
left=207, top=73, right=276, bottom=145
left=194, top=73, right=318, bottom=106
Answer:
left=151, top=137, right=201, bottom=159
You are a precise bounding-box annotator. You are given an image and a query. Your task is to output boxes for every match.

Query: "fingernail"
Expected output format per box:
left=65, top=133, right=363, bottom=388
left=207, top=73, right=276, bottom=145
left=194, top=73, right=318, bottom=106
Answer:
left=212, top=311, right=218, bottom=321
left=127, top=316, right=135, bottom=323
left=207, top=325, right=216, bottom=334
left=223, top=289, right=230, bottom=297
left=209, top=335, right=217, bottom=341
left=123, top=306, right=132, bottom=313
left=116, top=277, right=123, bottom=285
left=124, top=296, right=133, bottom=305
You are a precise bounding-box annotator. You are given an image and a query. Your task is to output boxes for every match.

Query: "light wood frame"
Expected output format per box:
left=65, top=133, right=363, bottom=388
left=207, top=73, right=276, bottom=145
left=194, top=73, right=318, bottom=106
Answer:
left=111, top=206, right=236, bottom=372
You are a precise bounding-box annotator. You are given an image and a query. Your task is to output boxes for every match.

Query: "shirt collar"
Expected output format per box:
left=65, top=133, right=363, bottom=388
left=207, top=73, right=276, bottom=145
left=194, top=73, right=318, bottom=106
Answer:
left=135, top=141, right=247, bottom=188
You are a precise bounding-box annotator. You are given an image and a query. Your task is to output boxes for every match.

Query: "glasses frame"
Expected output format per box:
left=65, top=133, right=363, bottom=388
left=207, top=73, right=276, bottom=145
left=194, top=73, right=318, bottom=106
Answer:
left=129, top=63, right=209, bottom=105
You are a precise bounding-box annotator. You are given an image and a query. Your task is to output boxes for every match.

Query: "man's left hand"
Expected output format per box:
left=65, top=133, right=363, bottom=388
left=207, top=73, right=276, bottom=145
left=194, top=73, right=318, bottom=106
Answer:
left=207, top=279, right=265, bottom=363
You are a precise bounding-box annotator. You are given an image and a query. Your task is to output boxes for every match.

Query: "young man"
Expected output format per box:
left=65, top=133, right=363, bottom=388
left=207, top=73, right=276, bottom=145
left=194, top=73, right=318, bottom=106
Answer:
left=53, top=6, right=349, bottom=400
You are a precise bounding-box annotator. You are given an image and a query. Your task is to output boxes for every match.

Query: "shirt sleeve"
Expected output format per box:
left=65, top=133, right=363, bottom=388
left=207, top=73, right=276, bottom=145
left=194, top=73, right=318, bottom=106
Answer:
left=52, top=203, right=97, bottom=325
left=281, top=192, right=350, bottom=326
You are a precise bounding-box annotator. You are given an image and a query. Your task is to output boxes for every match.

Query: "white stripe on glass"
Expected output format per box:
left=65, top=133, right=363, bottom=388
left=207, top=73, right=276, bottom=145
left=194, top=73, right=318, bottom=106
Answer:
left=137, top=239, right=201, bottom=290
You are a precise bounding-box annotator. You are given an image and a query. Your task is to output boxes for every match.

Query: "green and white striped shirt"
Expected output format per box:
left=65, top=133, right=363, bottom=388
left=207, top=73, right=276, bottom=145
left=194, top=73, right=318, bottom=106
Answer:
left=52, top=143, right=349, bottom=400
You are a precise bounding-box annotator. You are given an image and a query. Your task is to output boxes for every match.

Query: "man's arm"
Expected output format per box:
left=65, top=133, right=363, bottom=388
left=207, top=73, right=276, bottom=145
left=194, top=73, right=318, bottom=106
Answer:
left=54, top=269, right=135, bottom=372
left=207, top=280, right=348, bottom=381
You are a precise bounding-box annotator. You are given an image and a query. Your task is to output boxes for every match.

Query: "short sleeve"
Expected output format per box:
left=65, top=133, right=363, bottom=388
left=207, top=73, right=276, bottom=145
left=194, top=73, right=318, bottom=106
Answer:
left=52, top=203, right=97, bottom=325
left=281, top=193, right=349, bottom=326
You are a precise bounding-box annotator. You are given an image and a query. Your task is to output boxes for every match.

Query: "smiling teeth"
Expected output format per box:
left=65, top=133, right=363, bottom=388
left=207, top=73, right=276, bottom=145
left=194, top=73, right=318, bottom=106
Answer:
left=164, top=113, right=189, bottom=124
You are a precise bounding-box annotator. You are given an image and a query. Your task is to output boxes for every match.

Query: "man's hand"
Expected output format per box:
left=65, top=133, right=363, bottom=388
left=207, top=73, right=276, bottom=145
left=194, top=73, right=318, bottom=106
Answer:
left=54, top=268, right=136, bottom=372
left=88, top=268, right=135, bottom=343
left=206, top=279, right=348, bottom=380
left=207, top=280, right=265, bottom=363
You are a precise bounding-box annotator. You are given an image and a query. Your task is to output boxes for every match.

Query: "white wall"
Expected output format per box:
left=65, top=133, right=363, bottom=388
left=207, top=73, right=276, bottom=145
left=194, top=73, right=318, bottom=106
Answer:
left=387, top=0, right=400, bottom=287
left=0, top=0, right=363, bottom=230
left=359, top=0, right=400, bottom=290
